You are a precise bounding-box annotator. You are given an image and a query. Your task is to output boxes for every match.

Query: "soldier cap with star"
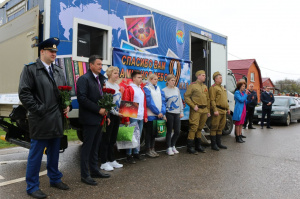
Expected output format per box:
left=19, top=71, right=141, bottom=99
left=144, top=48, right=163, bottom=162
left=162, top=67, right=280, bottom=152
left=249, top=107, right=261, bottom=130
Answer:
left=213, top=71, right=222, bottom=80
left=38, top=37, right=60, bottom=51
left=195, top=70, right=205, bottom=77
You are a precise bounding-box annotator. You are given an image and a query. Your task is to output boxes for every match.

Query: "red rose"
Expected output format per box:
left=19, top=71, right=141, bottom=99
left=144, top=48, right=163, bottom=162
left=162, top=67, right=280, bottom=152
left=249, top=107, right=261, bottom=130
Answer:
left=58, top=86, right=63, bottom=90
left=105, top=88, right=115, bottom=94
left=66, top=86, right=72, bottom=91
left=102, top=88, right=107, bottom=93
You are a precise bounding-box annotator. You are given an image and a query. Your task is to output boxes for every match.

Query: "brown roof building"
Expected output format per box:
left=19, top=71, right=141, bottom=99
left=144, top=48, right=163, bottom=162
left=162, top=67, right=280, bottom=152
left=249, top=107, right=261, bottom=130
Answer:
left=228, top=59, right=263, bottom=102
left=262, top=77, right=277, bottom=94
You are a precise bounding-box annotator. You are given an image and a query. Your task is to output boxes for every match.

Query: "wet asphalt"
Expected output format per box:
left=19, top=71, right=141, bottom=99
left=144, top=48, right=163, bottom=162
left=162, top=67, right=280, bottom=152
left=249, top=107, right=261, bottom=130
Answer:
left=1, top=122, right=300, bottom=199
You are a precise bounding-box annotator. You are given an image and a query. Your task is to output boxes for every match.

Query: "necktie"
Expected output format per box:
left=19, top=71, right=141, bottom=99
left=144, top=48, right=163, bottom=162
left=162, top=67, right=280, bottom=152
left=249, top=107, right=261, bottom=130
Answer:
left=96, top=76, right=103, bottom=95
left=49, top=66, right=54, bottom=79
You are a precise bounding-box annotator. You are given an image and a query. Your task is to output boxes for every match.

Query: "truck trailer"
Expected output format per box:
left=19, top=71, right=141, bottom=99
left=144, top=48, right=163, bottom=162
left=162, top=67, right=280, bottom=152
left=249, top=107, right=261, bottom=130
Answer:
left=0, top=0, right=233, bottom=149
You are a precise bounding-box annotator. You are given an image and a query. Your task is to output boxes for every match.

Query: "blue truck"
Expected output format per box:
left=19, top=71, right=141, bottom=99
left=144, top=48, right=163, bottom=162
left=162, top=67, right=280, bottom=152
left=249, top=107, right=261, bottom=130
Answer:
left=0, top=0, right=233, bottom=149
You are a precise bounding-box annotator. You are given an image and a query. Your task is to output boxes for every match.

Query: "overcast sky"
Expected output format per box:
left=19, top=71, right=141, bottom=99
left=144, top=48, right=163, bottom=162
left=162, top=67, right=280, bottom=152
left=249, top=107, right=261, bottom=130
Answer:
left=1, top=0, right=299, bottom=82
left=131, top=0, right=300, bottom=82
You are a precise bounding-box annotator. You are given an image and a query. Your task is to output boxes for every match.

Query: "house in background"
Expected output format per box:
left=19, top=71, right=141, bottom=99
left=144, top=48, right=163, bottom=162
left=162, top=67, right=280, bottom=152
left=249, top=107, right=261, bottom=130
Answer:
left=228, top=59, right=263, bottom=101
left=262, top=77, right=278, bottom=95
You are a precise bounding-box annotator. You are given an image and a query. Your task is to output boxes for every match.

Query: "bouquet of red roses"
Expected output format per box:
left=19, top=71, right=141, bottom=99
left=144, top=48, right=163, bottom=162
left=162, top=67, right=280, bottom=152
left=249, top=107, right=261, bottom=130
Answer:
left=58, top=86, right=72, bottom=130
left=98, top=88, right=116, bottom=129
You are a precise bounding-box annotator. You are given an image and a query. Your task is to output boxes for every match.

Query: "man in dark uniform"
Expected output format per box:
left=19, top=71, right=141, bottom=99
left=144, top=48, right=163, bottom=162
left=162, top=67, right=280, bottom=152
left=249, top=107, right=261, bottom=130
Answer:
left=260, top=86, right=275, bottom=129
left=184, top=70, right=210, bottom=154
left=19, top=38, right=71, bottom=199
left=243, top=83, right=258, bottom=129
left=209, top=71, right=230, bottom=151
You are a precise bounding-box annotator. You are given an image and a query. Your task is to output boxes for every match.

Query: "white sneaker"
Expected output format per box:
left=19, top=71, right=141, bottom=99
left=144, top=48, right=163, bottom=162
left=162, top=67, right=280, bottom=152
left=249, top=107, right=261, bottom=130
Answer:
left=100, top=162, right=114, bottom=171
left=172, top=146, right=179, bottom=154
left=166, top=147, right=174, bottom=156
left=109, top=160, right=123, bottom=168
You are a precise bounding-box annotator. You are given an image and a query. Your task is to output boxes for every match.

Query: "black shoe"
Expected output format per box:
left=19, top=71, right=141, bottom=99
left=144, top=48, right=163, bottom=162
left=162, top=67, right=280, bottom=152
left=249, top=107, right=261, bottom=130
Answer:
left=28, top=189, right=47, bottom=199
left=195, top=138, right=206, bottom=153
left=91, top=171, right=110, bottom=178
left=133, top=153, right=145, bottom=161
left=216, top=135, right=227, bottom=149
left=248, top=126, right=256, bottom=129
left=187, top=139, right=198, bottom=154
left=241, top=134, right=246, bottom=138
left=126, top=155, right=136, bottom=164
left=239, top=135, right=245, bottom=143
left=81, top=176, right=97, bottom=186
left=50, top=181, right=69, bottom=190
left=210, top=136, right=220, bottom=151
left=267, top=127, right=273, bottom=129
left=235, top=136, right=243, bottom=143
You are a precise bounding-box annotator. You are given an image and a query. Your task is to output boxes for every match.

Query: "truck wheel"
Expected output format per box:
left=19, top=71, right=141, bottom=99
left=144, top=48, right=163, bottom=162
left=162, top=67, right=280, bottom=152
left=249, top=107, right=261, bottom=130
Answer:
left=222, top=114, right=233, bottom=135
left=204, top=117, right=211, bottom=133
left=77, top=129, right=83, bottom=142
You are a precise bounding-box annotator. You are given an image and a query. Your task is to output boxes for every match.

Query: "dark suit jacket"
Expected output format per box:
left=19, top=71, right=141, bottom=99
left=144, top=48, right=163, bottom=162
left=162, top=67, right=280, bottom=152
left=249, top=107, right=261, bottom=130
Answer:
left=260, top=91, right=275, bottom=110
left=76, top=69, right=106, bottom=125
left=247, top=90, right=258, bottom=108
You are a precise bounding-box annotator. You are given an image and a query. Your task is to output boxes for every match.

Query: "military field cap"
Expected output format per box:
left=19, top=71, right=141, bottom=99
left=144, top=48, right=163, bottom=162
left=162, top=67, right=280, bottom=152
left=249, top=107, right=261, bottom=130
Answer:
left=195, top=70, right=205, bottom=77
left=213, top=71, right=221, bottom=80
left=38, top=37, right=60, bottom=51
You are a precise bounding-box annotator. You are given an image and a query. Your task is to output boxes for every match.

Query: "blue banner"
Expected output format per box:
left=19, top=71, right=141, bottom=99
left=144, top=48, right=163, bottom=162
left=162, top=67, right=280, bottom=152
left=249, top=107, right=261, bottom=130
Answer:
left=112, top=48, right=191, bottom=120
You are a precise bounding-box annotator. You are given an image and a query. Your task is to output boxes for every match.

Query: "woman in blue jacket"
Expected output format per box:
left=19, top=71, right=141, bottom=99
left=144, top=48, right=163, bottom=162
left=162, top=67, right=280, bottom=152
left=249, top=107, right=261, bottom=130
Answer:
left=144, top=74, right=166, bottom=158
left=232, top=81, right=249, bottom=143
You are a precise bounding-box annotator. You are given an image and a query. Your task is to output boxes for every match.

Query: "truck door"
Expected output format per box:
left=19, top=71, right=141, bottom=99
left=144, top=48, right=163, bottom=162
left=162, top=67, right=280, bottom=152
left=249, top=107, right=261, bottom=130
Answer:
left=190, top=32, right=209, bottom=83
left=209, top=42, right=227, bottom=87
left=0, top=6, right=39, bottom=93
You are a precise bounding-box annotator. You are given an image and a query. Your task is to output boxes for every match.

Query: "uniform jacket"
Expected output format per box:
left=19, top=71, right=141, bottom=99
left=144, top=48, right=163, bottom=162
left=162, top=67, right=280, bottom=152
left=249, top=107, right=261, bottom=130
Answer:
left=144, top=83, right=166, bottom=121
left=209, top=84, right=229, bottom=114
left=232, top=90, right=248, bottom=121
left=122, top=84, right=148, bottom=123
left=184, top=81, right=210, bottom=113
left=76, top=69, right=106, bottom=125
left=247, top=90, right=258, bottom=108
left=19, top=58, right=68, bottom=139
left=260, top=91, right=275, bottom=110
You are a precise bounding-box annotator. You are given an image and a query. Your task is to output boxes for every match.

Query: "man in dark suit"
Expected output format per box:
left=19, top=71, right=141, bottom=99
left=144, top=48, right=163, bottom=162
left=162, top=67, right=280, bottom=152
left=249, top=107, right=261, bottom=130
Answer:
left=260, top=86, right=275, bottom=129
left=243, top=83, right=258, bottom=129
left=77, top=55, right=111, bottom=186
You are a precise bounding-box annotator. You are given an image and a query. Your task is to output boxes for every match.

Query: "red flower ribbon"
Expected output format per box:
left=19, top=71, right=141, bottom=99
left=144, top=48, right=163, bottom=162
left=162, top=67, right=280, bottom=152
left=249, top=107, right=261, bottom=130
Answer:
left=100, top=115, right=107, bottom=126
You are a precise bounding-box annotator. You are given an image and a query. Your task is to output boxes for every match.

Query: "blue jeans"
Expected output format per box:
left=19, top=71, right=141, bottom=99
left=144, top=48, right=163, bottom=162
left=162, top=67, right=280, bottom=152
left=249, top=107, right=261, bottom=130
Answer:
left=126, top=118, right=144, bottom=155
left=26, top=138, right=62, bottom=194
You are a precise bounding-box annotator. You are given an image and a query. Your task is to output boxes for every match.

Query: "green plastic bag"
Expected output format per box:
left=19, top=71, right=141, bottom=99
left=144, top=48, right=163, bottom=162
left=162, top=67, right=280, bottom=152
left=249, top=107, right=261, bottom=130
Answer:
left=117, top=126, right=135, bottom=141
left=153, top=120, right=167, bottom=138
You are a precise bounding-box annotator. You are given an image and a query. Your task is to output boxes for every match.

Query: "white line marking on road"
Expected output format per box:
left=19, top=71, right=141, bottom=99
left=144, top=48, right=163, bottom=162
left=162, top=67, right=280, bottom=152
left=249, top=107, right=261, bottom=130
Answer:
left=0, top=175, right=4, bottom=180
left=0, top=170, right=47, bottom=187
left=0, top=160, right=28, bottom=164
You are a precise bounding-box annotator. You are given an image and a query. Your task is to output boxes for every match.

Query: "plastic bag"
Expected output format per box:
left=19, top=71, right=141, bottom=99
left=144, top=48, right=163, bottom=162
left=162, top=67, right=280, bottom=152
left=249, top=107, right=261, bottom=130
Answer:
left=116, top=122, right=141, bottom=149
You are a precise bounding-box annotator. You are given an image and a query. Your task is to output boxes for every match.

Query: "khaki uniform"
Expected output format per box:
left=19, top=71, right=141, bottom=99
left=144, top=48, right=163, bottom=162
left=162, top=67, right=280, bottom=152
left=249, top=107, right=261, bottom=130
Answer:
left=209, top=84, right=229, bottom=136
left=185, top=81, right=210, bottom=139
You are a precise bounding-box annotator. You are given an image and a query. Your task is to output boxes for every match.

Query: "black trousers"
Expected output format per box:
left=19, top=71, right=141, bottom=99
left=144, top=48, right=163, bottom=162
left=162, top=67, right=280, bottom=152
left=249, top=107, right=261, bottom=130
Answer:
left=261, top=108, right=271, bottom=127
left=81, top=124, right=103, bottom=178
left=166, top=112, right=181, bottom=148
left=244, top=106, right=255, bottom=127
left=145, top=121, right=157, bottom=149
left=100, top=114, right=120, bottom=163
